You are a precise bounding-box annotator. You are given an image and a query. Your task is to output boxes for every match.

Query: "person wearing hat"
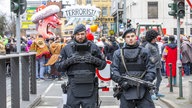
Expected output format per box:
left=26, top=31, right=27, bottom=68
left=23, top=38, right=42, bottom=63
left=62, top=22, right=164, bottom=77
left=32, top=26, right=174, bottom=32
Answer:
left=55, top=24, right=106, bottom=108
left=145, top=30, right=165, bottom=100
left=111, top=28, right=156, bottom=108
left=30, top=35, right=51, bottom=79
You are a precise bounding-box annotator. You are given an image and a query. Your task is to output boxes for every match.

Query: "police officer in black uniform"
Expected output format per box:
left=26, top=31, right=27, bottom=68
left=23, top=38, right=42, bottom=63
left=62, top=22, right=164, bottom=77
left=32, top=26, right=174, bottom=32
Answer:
left=55, top=24, right=106, bottom=108
left=111, top=28, right=156, bottom=108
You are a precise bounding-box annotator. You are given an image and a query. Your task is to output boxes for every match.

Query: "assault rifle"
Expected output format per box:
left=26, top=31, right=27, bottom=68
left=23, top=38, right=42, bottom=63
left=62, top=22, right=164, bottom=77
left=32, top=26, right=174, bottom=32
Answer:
left=121, top=75, right=156, bottom=89
left=113, top=75, right=155, bottom=100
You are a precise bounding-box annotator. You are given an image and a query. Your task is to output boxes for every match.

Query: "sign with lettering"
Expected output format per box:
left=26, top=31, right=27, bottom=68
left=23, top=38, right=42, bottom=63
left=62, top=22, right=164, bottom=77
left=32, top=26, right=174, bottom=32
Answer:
left=62, top=5, right=101, bottom=26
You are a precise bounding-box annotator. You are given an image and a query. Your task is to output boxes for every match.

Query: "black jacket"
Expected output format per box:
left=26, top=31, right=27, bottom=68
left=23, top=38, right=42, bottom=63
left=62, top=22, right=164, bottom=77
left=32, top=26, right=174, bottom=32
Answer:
left=55, top=40, right=106, bottom=73
left=111, top=43, right=156, bottom=100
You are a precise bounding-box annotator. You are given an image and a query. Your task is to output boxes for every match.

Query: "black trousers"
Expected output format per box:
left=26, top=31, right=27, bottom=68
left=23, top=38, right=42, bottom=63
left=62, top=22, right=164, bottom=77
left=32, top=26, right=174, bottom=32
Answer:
left=120, top=91, right=155, bottom=108
left=64, top=84, right=97, bottom=108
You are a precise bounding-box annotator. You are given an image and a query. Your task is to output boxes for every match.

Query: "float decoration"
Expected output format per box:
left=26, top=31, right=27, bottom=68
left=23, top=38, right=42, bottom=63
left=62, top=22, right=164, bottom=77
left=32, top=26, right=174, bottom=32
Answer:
left=62, top=5, right=101, bottom=26
left=31, top=5, right=62, bottom=39
left=90, top=24, right=98, bottom=32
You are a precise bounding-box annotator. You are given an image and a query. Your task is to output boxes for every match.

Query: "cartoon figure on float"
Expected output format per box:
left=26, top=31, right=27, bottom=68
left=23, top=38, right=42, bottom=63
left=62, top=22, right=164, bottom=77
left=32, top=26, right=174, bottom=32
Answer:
left=31, top=4, right=62, bottom=39
left=30, top=4, right=62, bottom=79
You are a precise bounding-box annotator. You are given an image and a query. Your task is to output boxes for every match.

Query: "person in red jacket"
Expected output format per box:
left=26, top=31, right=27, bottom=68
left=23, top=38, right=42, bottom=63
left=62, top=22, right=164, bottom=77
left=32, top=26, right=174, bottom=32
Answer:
left=163, top=36, right=177, bottom=86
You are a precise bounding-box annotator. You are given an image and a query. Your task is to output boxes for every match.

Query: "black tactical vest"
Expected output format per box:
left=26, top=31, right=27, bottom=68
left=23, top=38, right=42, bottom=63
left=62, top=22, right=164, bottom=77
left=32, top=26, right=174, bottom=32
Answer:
left=119, top=47, right=146, bottom=78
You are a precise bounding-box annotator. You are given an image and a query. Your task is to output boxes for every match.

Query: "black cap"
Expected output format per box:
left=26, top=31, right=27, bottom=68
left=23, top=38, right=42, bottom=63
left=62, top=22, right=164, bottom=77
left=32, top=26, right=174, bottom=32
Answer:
left=73, top=24, right=86, bottom=35
left=122, top=28, right=136, bottom=38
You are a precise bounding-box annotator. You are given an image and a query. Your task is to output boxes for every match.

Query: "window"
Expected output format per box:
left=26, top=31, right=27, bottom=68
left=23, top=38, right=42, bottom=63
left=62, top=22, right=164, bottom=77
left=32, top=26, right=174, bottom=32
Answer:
left=173, top=28, right=184, bottom=35
left=64, top=31, right=68, bottom=35
left=86, top=0, right=92, bottom=5
left=148, top=2, right=158, bottom=19
left=102, top=7, right=107, bottom=16
left=111, top=23, right=115, bottom=30
left=64, top=20, right=68, bottom=25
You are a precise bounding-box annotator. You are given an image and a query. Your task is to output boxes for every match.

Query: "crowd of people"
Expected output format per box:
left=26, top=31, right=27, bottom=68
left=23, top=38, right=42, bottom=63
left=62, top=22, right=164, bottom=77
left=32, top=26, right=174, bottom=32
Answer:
left=1, top=23, right=192, bottom=108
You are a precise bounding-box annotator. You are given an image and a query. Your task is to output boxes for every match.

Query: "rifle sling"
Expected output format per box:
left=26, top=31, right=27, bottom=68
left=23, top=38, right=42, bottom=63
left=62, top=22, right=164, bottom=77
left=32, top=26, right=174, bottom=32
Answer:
left=120, top=48, right=141, bottom=98
left=120, top=48, right=128, bottom=73
left=120, top=48, right=146, bottom=79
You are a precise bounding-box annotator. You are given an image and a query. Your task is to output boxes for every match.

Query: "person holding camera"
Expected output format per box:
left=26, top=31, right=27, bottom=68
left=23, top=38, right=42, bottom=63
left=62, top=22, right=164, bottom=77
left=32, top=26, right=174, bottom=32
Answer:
left=111, top=28, right=156, bottom=108
left=55, top=24, right=106, bottom=108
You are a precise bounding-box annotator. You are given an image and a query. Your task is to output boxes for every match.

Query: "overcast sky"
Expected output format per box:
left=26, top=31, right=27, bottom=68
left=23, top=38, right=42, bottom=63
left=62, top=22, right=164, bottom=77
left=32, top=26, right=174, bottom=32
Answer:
left=0, top=0, right=11, bottom=15
left=0, top=0, right=75, bottom=15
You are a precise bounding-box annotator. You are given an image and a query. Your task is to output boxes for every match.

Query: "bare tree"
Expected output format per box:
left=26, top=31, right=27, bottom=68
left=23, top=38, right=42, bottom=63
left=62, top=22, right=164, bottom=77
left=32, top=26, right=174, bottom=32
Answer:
left=0, top=12, right=7, bottom=36
left=0, top=12, right=16, bottom=37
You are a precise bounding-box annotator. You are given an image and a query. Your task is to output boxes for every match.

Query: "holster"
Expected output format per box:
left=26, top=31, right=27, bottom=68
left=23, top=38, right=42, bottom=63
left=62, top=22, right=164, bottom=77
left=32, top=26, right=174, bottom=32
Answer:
left=61, top=83, right=68, bottom=94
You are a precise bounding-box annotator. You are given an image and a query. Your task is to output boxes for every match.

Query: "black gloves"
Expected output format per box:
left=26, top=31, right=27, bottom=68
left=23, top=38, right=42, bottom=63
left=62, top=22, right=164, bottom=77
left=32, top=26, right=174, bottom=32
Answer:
left=143, top=73, right=155, bottom=82
left=62, top=56, right=78, bottom=67
left=120, top=81, right=130, bottom=90
left=85, top=55, right=103, bottom=66
left=61, top=55, right=103, bottom=68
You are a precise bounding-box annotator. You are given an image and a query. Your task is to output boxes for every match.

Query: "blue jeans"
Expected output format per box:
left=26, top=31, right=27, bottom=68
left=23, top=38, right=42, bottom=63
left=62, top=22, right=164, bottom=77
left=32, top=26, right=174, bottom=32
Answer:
left=36, top=56, right=45, bottom=78
left=44, top=58, right=50, bottom=75
left=190, top=63, right=192, bottom=74
left=154, top=68, right=162, bottom=94
left=183, top=63, right=190, bottom=76
left=161, top=61, right=166, bottom=76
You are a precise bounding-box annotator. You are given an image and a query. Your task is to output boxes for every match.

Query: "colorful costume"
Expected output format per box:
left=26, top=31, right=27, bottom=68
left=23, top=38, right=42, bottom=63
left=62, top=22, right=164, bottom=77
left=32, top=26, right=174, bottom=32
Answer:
left=45, top=42, right=63, bottom=66
left=0, top=35, right=7, bottom=54
left=163, top=44, right=177, bottom=77
left=0, top=41, right=6, bottom=54
left=45, top=42, right=64, bottom=80
left=30, top=37, right=51, bottom=59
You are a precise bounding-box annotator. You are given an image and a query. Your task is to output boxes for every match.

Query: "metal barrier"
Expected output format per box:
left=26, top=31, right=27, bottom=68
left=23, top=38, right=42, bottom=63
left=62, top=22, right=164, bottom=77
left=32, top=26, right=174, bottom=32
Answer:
left=0, top=52, right=36, bottom=108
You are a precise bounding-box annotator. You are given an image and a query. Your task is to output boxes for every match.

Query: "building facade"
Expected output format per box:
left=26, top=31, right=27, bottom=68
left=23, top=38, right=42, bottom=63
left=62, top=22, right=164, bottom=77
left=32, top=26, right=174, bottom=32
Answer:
left=61, top=0, right=75, bottom=37
left=77, top=0, right=115, bottom=37
left=111, top=0, right=192, bottom=36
